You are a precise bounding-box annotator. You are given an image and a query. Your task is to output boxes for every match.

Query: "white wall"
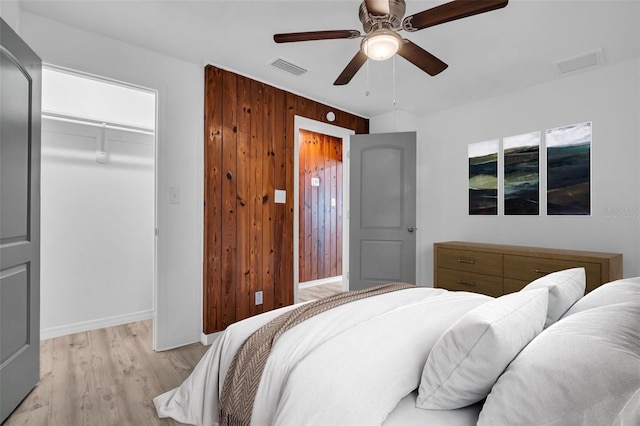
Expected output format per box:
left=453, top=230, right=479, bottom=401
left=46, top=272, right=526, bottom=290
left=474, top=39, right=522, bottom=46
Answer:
left=19, top=12, right=203, bottom=350
left=373, top=59, right=640, bottom=285
left=0, top=1, right=20, bottom=33
left=40, top=120, right=154, bottom=338
left=369, top=109, right=419, bottom=134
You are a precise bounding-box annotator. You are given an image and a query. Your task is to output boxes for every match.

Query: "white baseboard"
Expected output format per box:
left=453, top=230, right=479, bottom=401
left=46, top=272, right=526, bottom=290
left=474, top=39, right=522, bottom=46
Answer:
left=299, top=275, right=343, bottom=289
left=201, top=330, right=223, bottom=346
left=155, top=333, right=202, bottom=352
left=40, top=309, right=154, bottom=340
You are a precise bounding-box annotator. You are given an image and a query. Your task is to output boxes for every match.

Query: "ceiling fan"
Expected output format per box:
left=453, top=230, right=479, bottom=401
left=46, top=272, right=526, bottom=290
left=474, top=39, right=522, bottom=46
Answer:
left=273, top=0, right=508, bottom=85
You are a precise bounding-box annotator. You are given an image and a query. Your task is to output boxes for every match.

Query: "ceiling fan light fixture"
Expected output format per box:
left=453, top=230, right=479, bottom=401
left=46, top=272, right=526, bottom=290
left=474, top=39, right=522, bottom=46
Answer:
left=362, top=29, right=402, bottom=61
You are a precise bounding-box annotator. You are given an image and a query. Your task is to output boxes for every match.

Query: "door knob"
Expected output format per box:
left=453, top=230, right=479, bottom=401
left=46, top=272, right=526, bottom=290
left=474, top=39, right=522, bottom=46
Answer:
left=408, top=226, right=416, bottom=233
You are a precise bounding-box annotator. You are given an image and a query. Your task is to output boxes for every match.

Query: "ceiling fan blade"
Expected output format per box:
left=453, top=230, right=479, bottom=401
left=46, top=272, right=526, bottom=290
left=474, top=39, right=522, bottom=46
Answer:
left=364, top=0, right=390, bottom=16
left=274, top=30, right=361, bottom=43
left=403, top=0, right=508, bottom=31
left=397, top=40, right=448, bottom=76
left=334, top=50, right=368, bottom=86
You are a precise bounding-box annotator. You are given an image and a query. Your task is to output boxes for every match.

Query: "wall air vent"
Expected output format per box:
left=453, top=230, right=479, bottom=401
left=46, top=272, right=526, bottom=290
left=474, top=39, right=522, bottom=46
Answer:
left=269, top=57, right=308, bottom=76
left=554, top=48, right=604, bottom=74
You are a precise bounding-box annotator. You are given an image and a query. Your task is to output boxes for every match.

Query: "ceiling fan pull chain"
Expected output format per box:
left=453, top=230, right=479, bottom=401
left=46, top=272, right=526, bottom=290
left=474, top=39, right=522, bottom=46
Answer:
left=392, top=55, right=397, bottom=105
left=365, top=54, right=370, bottom=97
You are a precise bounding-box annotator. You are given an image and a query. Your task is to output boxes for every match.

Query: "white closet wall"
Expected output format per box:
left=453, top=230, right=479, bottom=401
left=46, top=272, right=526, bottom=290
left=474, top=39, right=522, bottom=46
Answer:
left=40, top=119, right=155, bottom=337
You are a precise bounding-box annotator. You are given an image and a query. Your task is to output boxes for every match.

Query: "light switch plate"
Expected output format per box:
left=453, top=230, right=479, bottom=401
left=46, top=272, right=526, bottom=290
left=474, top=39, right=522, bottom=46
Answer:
left=275, top=189, right=286, bottom=204
left=311, top=177, right=320, bottom=187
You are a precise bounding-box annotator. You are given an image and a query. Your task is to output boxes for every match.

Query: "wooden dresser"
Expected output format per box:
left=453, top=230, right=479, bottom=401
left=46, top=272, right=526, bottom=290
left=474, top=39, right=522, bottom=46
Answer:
left=434, top=241, right=623, bottom=297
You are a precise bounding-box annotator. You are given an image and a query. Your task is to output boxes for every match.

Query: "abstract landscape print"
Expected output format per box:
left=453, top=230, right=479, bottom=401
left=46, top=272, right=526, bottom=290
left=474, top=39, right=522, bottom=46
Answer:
left=546, top=122, right=591, bottom=215
left=503, top=132, right=540, bottom=215
left=469, top=139, right=499, bottom=215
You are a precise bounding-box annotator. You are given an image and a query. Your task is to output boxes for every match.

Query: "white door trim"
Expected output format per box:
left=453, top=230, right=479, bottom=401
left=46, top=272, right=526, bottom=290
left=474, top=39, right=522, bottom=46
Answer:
left=293, top=116, right=354, bottom=303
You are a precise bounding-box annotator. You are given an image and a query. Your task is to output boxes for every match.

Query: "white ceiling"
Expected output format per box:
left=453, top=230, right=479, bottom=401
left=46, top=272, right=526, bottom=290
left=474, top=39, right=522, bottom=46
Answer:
left=18, top=0, right=640, bottom=118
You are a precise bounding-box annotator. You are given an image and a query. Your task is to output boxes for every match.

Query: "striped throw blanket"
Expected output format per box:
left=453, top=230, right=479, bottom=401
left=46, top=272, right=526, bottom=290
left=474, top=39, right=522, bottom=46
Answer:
left=219, top=282, right=415, bottom=426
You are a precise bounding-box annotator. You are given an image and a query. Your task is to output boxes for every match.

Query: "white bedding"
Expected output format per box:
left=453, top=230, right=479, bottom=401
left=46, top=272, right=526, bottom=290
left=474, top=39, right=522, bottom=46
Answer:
left=383, top=391, right=483, bottom=426
left=154, top=287, right=492, bottom=426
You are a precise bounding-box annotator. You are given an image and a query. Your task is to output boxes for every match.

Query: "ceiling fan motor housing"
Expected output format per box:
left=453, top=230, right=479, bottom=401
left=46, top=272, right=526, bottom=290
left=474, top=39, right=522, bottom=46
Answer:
left=359, top=0, right=406, bottom=33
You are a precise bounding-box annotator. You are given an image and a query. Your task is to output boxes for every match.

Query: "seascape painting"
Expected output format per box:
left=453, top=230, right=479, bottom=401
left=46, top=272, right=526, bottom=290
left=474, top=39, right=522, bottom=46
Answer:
left=503, top=132, right=540, bottom=215
left=546, top=122, right=591, bottom=215
left=469, top=139, right=498, bottom=215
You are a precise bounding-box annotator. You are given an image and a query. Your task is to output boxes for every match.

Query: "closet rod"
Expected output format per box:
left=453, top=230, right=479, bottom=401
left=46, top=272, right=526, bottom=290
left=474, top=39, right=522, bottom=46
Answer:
left=42, top=111, right=155, bottom=136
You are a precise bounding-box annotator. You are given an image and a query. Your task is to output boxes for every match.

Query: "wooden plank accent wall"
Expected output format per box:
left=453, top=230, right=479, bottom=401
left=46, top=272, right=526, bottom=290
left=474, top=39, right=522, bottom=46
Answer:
left=298, top=130, right=343, bottom=283
left=204, top=65, right=368, bottom=333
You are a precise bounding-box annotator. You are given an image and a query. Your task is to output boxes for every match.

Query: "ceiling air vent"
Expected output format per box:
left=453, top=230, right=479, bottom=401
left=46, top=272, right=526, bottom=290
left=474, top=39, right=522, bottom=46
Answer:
left=554, top=48, right=604, bottom=74
left=269, top=57, right=308, bottom=76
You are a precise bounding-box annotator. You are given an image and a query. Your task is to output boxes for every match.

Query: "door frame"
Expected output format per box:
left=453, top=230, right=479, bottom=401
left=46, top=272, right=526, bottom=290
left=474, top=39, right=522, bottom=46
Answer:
left=40, top=64, right=160, bottom=349
left=293, top=116, right=354, bottom=303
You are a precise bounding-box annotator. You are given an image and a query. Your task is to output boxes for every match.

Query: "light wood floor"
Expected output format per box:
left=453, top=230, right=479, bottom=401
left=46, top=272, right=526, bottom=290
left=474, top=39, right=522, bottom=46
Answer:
left=298, top=281, right=345, bottom=302
left=4, top=320, right=207, bottom=426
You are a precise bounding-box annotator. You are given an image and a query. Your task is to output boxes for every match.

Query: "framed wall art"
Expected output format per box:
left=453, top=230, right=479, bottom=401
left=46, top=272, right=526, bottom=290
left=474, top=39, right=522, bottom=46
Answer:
left=468, top=139, right=499, bottom=215
left=546, top=122, right=591, bottom=215
left=503, top=131, right=540, bottom=215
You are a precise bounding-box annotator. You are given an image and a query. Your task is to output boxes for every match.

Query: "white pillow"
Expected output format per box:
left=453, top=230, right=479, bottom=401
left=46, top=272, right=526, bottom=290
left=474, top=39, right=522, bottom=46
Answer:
left=521, top=267, right=585, bottom=327
left=478, top=302, right=640, bottom=426
left=416, top=288, right=548, bottom=410
left=562, top=277, right=640, bottom=318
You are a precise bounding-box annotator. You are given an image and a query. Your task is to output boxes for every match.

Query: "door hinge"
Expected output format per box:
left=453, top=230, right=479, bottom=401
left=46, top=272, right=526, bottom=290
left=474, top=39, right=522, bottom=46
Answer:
left=155, top=228, right=159, bottom=236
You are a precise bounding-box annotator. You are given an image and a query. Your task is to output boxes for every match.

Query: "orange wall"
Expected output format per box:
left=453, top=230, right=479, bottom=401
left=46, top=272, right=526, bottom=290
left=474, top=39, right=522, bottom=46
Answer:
left=298, top=130, right=343, bottom=283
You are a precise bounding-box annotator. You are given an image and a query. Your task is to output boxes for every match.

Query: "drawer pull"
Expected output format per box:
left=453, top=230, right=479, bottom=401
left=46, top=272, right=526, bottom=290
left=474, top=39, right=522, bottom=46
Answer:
left=534, top=269, right=552, bottom=274
left=457, top=280, right=476, bottom=286
left=457, top=258, right=475, bottom=265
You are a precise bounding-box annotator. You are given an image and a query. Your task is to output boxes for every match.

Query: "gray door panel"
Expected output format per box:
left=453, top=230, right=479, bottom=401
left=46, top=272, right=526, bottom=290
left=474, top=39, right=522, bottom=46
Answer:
left=0, top=18, right=42, bottom=423
left=350, top=132, right=416, bottom=291
left=0, top=46, right=30, bottom=240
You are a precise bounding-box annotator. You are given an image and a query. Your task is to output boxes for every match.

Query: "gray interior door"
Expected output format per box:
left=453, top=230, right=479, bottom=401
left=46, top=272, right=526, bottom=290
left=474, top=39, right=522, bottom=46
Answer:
left=0, top=18, right=42, bottom=423
left=349, top=132, right=416, bottom=291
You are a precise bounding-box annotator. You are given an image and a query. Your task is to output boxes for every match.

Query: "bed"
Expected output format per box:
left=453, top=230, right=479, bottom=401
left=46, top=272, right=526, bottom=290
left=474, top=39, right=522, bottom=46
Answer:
left=154, top=268, right=640, bottom=425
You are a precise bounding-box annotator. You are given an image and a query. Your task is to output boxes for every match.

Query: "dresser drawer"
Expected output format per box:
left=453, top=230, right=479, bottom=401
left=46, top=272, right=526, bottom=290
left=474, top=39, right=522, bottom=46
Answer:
left=503, top=255, right=602, bottom=293
left=436, top=268, right=503, bottom=297
left=437, top=248, right=503, bottom=276
left=504, top=278, right=529, bottom=294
